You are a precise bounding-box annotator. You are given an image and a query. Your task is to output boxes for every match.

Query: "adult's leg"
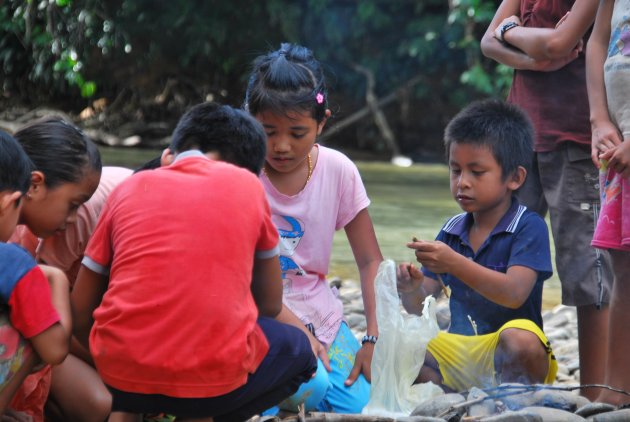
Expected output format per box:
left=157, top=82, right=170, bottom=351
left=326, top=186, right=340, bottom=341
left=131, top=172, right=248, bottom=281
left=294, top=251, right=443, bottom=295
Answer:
left=576, top=304, right=609, bottom=400
left=536, top=145, right=613, bottom=399
left=48, top=354, right=111, bottom=422
left=597, top=250, right=630, bottom=406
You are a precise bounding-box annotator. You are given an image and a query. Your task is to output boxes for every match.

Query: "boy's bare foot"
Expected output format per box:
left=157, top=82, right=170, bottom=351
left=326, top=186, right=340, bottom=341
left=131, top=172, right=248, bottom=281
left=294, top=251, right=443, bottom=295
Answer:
left=596, top=391, right=630, bottom=408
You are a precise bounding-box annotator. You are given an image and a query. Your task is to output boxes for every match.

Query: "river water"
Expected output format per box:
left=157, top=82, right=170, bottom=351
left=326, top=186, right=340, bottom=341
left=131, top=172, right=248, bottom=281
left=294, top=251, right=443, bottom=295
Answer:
left=99, top=146, right=562, bottom=309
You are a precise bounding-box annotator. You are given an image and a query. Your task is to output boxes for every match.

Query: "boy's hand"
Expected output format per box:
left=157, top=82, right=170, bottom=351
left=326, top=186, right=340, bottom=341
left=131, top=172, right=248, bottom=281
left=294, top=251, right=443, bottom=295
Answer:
left=408, top=239, right=456, bottom=275
left=396, top=262, right=424, bottom=294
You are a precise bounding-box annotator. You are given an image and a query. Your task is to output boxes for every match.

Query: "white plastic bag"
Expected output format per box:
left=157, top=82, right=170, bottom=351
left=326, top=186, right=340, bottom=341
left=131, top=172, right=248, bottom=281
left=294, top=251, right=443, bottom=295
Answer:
left=362, top=259, right=444, bottom=417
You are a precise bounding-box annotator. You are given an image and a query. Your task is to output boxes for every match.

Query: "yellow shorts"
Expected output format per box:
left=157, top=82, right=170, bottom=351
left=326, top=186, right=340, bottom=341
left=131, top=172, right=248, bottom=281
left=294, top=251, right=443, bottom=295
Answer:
left=427, top=319, right=557, bottom=392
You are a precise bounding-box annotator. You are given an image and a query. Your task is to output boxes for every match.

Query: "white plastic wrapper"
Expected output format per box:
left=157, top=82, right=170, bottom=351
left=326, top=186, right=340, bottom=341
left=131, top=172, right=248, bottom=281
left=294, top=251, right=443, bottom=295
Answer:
left=362, top=259, right=444, bottom=417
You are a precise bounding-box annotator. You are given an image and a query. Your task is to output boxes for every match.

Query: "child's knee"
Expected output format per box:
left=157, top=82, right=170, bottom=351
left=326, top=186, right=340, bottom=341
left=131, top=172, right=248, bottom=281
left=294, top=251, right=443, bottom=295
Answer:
left=281, top=360, right=330, bottom=412
left=496, top=328, right=548, bottom=380
left=416, top=351, right=443, bottom=385
left=320, top=374, right=370, bottom=414
left=499, top=329, right=547, bottom=359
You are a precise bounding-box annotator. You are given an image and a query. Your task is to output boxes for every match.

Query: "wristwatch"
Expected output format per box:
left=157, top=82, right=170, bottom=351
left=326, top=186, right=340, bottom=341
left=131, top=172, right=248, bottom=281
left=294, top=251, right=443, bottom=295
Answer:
left=500, top=21, right=519, bottom=43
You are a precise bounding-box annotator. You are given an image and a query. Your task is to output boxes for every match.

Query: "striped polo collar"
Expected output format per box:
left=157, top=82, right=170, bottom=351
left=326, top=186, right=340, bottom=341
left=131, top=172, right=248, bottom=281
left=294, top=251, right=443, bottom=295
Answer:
left=442, top=199, right=526, bottom=237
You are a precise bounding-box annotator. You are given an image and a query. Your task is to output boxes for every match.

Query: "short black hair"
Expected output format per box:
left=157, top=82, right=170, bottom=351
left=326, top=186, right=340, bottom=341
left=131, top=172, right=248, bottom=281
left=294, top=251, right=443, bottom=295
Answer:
left=444, top=99, right=534, bottom=180
left=170, top=102, right=267, bottom=174
left=14, top=116, right=102, bottom=188
left=0, top=130, right=32, bottom=194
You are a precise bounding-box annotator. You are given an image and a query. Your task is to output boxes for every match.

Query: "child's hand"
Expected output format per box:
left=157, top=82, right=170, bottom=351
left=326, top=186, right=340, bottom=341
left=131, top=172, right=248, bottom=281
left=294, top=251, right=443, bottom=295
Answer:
left=346, top=342, right=374, bottom=385
left=407, top=239, right=455, bottom=275
left=601, top=138, right=630, bottom=178
left=396, top=262, right=424, bottom=294
left=592, top=120, right=623, bottom=167
left=305, top=331, right=331, bottom=374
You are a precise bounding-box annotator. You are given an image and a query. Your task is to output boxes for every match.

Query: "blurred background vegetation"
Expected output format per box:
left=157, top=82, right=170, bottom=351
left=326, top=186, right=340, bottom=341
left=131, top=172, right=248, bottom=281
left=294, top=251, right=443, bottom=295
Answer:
left=1, top=1, right=563, bottom=306
left=0, top=0, right=512, bottom=159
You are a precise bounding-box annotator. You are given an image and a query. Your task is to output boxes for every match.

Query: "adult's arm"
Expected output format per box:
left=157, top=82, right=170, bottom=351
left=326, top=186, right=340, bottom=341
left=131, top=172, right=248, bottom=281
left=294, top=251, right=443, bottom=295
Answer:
left=481, top=0, right=593, bottom=69
left=501, top=0, right=597, bottom=60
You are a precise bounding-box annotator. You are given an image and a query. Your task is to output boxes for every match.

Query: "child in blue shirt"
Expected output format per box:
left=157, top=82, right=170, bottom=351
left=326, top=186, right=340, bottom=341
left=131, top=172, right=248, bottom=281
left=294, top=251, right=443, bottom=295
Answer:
left=398, top=99, right=557, bottom=391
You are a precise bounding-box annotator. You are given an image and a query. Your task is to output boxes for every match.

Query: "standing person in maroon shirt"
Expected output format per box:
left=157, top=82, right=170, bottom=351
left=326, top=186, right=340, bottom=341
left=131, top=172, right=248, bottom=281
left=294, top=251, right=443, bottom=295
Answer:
left=481, top=0, right=612, bottom=400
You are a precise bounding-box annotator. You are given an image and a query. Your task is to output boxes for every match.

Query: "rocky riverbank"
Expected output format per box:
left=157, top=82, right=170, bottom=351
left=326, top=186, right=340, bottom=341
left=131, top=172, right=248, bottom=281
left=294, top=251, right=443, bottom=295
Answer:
left=248, top=278, right=630, bottom=421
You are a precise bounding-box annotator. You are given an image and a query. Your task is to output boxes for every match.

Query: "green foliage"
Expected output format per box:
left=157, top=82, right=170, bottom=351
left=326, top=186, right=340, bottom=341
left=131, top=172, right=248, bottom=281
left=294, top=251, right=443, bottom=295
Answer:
left=0, top=1, right=103, bottom=99
left=0, top=0, right=509, bottom=153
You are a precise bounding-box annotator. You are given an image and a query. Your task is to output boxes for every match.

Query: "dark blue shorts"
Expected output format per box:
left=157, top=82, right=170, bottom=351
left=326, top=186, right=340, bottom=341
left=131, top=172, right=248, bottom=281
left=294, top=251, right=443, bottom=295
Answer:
left=108, top=317, right=316, bottom=421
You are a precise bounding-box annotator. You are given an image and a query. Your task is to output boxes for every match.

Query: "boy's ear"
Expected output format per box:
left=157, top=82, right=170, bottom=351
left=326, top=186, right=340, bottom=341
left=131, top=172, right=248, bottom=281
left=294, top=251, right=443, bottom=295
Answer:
left=316, top=109, right=332, bottom=136
left=507, top=166, right=527, bottom=191
left=0, top=191, right=22, bottom=215
left=160, top=148, right=175, bottom=167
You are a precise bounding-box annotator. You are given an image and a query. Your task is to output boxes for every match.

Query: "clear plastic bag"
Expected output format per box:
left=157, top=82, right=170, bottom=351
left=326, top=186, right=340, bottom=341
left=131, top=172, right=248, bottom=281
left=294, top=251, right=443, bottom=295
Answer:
left=362, top=259, right=444, bottom=417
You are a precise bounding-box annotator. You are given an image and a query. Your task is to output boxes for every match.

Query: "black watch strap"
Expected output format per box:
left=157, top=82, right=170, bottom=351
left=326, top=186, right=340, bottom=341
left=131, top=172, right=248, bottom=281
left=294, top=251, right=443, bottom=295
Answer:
left=500, top=21, right=519, bottom=43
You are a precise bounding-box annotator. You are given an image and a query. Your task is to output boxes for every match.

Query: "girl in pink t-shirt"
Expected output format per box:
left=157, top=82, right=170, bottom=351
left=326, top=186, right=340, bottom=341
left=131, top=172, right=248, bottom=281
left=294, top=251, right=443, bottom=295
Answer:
left=245, top=43, right=383, bottom=413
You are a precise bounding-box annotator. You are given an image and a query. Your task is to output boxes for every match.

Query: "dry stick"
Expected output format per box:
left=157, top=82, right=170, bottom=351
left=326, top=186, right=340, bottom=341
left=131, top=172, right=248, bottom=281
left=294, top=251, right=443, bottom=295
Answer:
left=436, top=383, right=630, bottom=418
left=412, top=237, right=449, bottom=298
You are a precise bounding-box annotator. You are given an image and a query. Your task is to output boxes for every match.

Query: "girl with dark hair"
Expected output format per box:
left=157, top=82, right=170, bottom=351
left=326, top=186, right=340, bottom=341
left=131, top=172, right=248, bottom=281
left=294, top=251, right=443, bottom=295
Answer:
left=8, top=117, right=105, bottom=422
left=245, top=43, right=383, bottom=414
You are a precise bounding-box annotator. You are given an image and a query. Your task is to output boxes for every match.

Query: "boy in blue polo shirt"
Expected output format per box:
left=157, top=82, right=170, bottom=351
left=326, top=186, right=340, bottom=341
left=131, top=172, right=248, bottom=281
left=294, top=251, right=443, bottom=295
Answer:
left=397, top=99, right=557, bottom=392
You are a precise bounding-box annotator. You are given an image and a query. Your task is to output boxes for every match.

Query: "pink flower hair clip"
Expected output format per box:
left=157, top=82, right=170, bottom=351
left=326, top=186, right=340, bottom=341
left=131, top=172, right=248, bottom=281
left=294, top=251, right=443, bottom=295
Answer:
left=315, top=92, right=324, bottom=105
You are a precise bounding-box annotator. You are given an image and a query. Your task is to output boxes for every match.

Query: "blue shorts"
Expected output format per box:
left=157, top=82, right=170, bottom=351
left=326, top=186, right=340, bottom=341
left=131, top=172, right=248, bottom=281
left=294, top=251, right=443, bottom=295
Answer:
left=280, top=322, right=371, bottom=414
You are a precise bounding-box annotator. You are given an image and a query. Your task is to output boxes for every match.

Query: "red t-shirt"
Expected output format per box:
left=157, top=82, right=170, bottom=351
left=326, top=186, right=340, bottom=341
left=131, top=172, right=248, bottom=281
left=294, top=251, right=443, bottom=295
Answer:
left=507, top=0, right=592, bottom=152
left=84, top=154, right=279, bottom=398
left=0, top=243, right=60, bottom=338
